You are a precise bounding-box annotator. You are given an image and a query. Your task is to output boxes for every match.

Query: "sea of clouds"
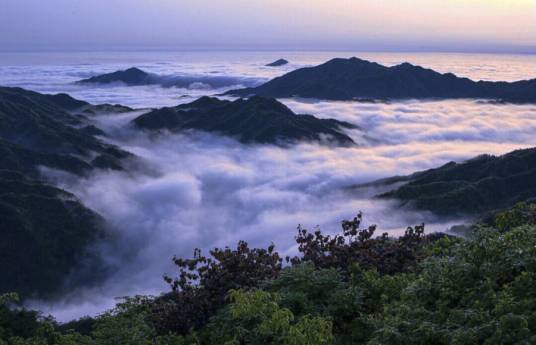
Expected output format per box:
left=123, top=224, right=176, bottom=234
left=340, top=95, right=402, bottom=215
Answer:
left=3, top=50, right=534, bottom=320
left=29, top=96, right=536, bottom=321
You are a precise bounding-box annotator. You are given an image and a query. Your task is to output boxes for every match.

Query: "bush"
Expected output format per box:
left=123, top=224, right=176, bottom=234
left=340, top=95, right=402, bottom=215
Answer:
left=0, top=294, right=91, bottom=345
left=369, top=225, right=536, bottom=345
left=490, top=202, right=536, bottom=231
left=204, top=290, right=333, bottom=345
left=7, top=213, right=536, bottom=344
left=290, top=212, right=427, bottom=275
left=149, top=241, right=283, bottom=334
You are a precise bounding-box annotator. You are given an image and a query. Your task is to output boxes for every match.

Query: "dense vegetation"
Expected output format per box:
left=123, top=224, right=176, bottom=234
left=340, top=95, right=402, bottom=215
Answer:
left=226, top=57, right=536, bottom=103
left=378, top=147, right=536, bottom=216
left=133, top=96, right=358, bottom=146
left=4, top=207, right=536, bottom=344
left=3, top=85, right=536, bottom=343
left=0, top=170, right=106, bottom=298
left=0, top=87, right=128, bottom=164
left=0, top=87, right=131, bottom=298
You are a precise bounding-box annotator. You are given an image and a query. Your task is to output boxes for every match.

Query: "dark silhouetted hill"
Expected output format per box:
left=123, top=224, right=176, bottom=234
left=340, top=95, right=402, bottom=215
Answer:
left=376, top=147, right=536, bottom=215
left=77, top=68, right=261, bottom=89
left=133, top=96, right=358, bottom=146
left=266, top=59, right=289, bottom=67
left=0, top=170, right=106, bottom=298
left=0, top=86, right=133, bottom=297
left=0, top=87, right=130, bottom=173
left=78, top=67, right=151, bottom=85
left=226, top=57, right=536, bottom=103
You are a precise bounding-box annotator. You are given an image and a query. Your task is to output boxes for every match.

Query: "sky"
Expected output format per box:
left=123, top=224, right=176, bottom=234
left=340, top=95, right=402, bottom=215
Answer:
left=0, top=0, right=535, bottom=53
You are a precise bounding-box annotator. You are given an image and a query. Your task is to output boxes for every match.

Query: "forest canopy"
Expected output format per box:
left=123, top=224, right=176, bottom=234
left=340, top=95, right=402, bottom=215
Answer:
left=2, top=206, right=536, bottom=345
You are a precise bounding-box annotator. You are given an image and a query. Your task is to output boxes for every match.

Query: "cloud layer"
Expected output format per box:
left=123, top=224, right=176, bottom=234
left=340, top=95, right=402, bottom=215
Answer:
left=8, top=51, right=535, bottom=320
left=28, top=95, right=536, bottom=321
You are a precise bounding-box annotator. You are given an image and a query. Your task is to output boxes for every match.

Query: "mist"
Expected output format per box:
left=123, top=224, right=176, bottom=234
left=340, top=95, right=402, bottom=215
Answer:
left=23, top=93, right=536, bottom=321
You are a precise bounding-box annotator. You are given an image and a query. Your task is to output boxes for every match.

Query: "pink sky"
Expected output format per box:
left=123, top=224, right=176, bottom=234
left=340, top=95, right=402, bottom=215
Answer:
left=1, top=0, right=535, bottom=52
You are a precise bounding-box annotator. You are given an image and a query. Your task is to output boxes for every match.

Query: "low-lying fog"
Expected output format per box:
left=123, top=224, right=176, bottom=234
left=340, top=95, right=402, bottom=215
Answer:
left=31, top=97, right=536, bottom=321
left=3, top=51, right=534, bottom=320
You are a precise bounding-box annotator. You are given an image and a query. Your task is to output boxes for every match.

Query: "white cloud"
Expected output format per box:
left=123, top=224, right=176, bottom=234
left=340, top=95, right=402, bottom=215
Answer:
left=28, top=95, right=536, bottom=320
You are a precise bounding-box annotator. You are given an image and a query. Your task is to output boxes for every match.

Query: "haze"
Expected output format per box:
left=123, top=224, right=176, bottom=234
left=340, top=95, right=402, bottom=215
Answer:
left=1, top=0, right=534, bottom=53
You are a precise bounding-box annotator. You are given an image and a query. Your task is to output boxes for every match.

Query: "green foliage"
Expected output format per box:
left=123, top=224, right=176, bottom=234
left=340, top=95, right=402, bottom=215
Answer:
left=369, top=225, right=536, bottom=345
left=93, top=296, right=155, bottom=345
left=262, top=263, right=358, bottom=320
left=150, top=241, right=282, bottom=335
left=5, top=213, right=536, bottom=345
left=0, top=86, right=133, bottom=298
left=0, top=293, right=91, bottom=345
left=56, top=317, right=96, bottom=337
left=0, top=170, right=106, bottom=299
left=491, top=202, right=536, bottom=231
left=92, top=296, right=191, bottom=345
left=380, top=148, right=536, bottom=215
left=204, top=290, right=333, bottom=345
left=0, top=293, right=44, bottom=342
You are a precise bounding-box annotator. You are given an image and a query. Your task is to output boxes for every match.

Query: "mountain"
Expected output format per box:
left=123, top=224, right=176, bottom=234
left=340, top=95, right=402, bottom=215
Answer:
left=0, top=170, right=106, bottom=298
left=374, top=147, right=536, bottom=216
left=226, top=57, right=536, bottom=103
left=133, top=96, right=358, bottom=146
left=78, top=67, right=152, bottom=85
left=266, top=59, right=288, bottom=67
left=77, top=68, right=261, bottom=89
left=0, top=87, right=130, bottom=173
left=0, top=86, right=132, bottom=297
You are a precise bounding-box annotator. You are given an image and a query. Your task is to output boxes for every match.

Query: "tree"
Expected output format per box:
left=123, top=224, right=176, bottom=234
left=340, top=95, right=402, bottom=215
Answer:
left=150, top=241, right=283, bottom=334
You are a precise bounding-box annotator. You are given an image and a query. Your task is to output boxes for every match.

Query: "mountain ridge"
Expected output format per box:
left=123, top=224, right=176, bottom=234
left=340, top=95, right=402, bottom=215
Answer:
left=226, top=57, right=536, bottom=103
left=0, top=86, right=133, bottom=298
left=368, top=147, right=536, bottom=215
left=133, top=96, right=359, bottom=146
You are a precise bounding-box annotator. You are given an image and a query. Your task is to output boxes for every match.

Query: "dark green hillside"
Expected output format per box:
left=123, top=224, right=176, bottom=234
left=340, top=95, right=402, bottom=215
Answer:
left=0, top=170, right=105, bottom=298
left=0, top=87, right=129, bottom=165
left=378, top=147, right=536, bottom=215
left=0, top=87, right=132, bottom=297
left=133, top=96, right=357, bottom=146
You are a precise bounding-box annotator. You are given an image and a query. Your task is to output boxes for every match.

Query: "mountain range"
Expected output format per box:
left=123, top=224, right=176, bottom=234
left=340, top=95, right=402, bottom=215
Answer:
left=226, top=57, right=536, bottom=103
left=133, top=96, right=358, bottom=146
left=0, top=86, right=361, bottom=297
left=4, top=56, right=536, bottom=297
left=77, top=67, right=260, bottom=89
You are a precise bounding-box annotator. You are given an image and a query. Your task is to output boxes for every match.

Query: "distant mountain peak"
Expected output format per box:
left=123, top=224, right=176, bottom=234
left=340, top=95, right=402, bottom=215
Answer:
left=125, top=67, right=145, bottom=73
left=226, top=57, right=536, bottom=103
left=348, top=56, right=372, bottom=63
left=393, top=62, right=417, bottom=68
left=78, top=67, right=151, bottom=85
left=266, top=58, right=288, bottom=67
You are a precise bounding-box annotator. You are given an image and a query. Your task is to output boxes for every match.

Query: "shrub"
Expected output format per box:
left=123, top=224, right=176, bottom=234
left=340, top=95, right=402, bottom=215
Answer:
left=150, top=241, right=283, bottom=334
left=369, top=225, right=536, bottom=345
left=291, top=212, right=427, bottom=275
left=204, top=290, right=333, bottom=345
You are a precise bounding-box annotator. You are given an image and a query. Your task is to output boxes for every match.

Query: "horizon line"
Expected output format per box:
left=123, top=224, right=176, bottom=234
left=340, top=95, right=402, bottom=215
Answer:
left=1, top=47, right=536, bottom=55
